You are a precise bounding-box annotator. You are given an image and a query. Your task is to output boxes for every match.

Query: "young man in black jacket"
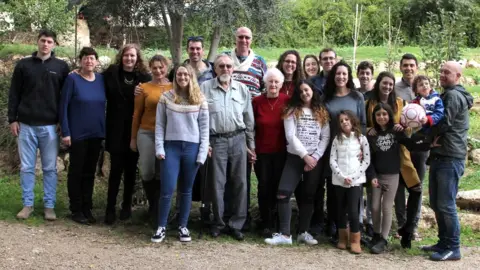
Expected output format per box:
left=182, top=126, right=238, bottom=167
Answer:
left=8, top=29, right=69, bottom=221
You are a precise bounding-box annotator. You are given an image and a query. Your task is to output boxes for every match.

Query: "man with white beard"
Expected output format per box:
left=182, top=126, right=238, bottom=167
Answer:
left=200, top=54, right=255, bottom=241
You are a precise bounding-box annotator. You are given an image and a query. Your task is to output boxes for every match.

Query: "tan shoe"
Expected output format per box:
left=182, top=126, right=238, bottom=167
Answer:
left=350, top=232, right=362, bottom=254
left=336, top=228, right=349, bottom=250
left=16, top=206, right=34, bottom=219
left=44, top=208, right=57, bottom=221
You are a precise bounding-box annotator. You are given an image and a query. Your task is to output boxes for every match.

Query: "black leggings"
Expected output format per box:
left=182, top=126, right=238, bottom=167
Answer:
left=254, top=152, right=286, bottom=229
left=335, top=185, right=362, bottom=233
left=277, top=154, right=322, bottom=235
left=106, top=150, right=139, bottom=211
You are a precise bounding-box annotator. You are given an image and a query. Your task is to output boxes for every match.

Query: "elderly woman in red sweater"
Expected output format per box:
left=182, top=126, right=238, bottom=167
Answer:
left=252, top=67, right=290, bottom=237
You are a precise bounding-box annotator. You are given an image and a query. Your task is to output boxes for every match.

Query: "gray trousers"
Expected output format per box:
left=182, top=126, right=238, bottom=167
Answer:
left=372, top=174, right=399, bottom=239
left=210, top=133, right=247, bottom=230
left=137, top=129, right=160, bottom=182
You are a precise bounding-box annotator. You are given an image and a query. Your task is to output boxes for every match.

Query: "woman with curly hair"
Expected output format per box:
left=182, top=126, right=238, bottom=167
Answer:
left=265, top=80, right=330, bottom=246
left=151, top=64, right=209, bottom=243
left=130, top=55, right=172, bottom=221
left=303, top=54, right=320, bottom=78
left=276, top=50, right=305, bottom=97
left=104, top=44, right=151, bottom=225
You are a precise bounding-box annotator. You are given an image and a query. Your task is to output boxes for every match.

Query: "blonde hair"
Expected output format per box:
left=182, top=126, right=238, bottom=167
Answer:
left=173, top=64, right=204, bottom=105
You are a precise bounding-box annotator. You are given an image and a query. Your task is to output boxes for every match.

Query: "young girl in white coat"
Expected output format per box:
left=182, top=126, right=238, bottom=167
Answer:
left=330, top=110, right=370, bottom=254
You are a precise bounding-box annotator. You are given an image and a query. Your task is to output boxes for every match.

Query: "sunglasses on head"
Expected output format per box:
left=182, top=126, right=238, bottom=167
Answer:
left=187, top=36, right=204, bottom=42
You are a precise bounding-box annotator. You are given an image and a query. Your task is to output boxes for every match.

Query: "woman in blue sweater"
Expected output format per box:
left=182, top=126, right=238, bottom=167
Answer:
left=59, top=47, right=106, bottom=225
left=151, top=63, right=209, bottom=243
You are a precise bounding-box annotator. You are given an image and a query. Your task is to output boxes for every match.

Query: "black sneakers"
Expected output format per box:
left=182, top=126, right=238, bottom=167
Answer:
left=151, top=227, right=166, bottom=243
left=179, top=227, right=192, bottom=242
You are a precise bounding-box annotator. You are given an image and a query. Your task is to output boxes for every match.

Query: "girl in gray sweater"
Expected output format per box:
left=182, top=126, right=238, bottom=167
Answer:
left=151, top=64, right=209, bottom=243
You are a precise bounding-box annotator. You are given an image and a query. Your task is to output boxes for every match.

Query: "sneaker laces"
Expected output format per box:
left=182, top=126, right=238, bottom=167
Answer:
left=270, top=233, right=282, bottom=238
left=179, top=227, right=189, bottom=236
left=155, top=227, right=165, bottom=235
left=303, top=232, right=314, bottom=240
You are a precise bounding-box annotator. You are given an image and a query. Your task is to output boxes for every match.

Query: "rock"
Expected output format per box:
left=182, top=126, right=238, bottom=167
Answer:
left=469, top=149, right=480, bottom=165
left=466, top=59, right=480, bottom=69
left=11, top=55, right=24, bottom=61
left=471, top=107, right=480, bottom=114
left=457, top=59, right=467, bottom=68
left=459, top=76, right=475, bottom=86
left=457, top=190, right=480, bottom=211
left=419, top=205, right=436, bottom=229
left=34, top=152, right=67, bottom=175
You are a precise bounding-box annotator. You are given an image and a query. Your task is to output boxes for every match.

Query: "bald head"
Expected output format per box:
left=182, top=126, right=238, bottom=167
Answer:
left=235, top=27, right=252, bottom=56
left=440, top=61, right=462, bottom=88
left=236, top=27, right=252, bottom=38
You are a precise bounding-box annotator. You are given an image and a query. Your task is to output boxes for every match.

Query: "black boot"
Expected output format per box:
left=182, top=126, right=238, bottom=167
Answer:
left=368, top=233, right=382, bottom=248
left=371, top=238, right=388, bottom=254
left=398, top=226, right=413, bottom=249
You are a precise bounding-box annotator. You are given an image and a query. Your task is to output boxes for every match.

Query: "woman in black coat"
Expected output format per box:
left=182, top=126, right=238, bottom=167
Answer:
left=103, top=44, right=151, bottom=225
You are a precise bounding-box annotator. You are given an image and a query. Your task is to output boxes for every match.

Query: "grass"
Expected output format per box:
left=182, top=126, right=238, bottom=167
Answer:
left=470, top=112, right=480, bottom=139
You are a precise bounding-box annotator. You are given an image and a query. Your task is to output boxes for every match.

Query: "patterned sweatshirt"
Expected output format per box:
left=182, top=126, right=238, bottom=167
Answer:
left=155, top=90, right=209, bottom=164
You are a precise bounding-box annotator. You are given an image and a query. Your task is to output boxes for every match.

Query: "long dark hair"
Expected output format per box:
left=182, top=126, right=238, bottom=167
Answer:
left=371, top=71, right=398, bottom=113
left=322, top=61, right=356, bottom=103
left=372, top=103, right=395, bottom=132
left=283, top=80, right=329, bottom=125
left=276, top=50, right=305, bottom=85
left=336, top=110, right=362, bottom=141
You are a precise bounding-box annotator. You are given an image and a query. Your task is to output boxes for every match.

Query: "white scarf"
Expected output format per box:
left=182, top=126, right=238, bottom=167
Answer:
left=232, top=49, right=256, bottom=72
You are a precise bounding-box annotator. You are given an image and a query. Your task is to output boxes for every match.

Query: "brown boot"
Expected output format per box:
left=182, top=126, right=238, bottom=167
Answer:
left=350, top=232, right=362, bottom=254
left=16, top=206, right=34, bottom=219
left=336, top=228, right=349, bottom=250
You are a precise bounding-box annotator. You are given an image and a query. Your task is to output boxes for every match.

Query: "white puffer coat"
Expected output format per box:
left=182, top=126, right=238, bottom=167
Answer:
left=330, top=132, right=370, bottom=187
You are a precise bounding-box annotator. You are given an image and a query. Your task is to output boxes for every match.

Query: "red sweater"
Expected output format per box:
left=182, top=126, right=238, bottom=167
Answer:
left=279, top=81, right=295, bottom=98
left=252, top=93, right=290, bottom=154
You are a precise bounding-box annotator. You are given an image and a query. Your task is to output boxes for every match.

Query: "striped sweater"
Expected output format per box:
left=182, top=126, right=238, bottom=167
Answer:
left=155, top=89, right=210, bottom=164
left=224, top=50, right=268, bottom=98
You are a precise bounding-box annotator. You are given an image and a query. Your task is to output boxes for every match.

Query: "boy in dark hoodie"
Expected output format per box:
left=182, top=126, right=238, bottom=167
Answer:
left=421, top=61, right=473, bottom=262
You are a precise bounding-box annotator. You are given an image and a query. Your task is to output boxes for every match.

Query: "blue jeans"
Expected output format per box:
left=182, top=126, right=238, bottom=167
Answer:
left=158, top=141, right=200, bottom=227
left=18, top=123, right=59, bottom=208
left=429, top=156, right=465, bottom=249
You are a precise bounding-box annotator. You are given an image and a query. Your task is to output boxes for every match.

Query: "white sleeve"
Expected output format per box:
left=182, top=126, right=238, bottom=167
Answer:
left=284, top=113, right=308, bottom=158
left=329, top=138, right=347, bottom=179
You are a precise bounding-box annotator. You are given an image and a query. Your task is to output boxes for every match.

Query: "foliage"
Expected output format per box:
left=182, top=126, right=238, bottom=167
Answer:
left=419, top=9, right=466, bottom=86
left=0, top=0, right=75, bottom=35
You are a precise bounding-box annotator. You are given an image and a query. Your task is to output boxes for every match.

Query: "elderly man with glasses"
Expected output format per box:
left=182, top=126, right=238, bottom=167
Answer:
left=200, top=53, right=255, bottom=241
left=223, top=26, right=267, bottom=231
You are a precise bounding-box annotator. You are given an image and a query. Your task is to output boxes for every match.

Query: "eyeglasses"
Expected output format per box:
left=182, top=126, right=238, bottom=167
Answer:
left=237, top=35, right=251, bottom=40
left=321, top=57, right=335, bottom=61
left=218, top=64, right=233, bottom=69
left=284, top=60, right=296, bottom=65
left=187, top=36, right=204, bottom=42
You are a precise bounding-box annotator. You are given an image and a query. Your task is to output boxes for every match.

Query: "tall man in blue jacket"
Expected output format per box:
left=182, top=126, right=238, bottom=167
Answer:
left=8, top=30, right=70, bottom=221
left=422, top=61, right=473, bottom=261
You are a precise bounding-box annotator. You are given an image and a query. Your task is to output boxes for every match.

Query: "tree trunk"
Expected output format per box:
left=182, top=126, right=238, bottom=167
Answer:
left=207, top=26, right=222, bottom=62
left=168, top=9, right=184, bottom=66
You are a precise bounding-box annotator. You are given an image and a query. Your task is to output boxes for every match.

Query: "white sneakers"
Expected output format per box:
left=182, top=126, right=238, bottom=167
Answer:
left=265, top=232, right=318, bottom=245
left=265, top=233, right=293, bottom=245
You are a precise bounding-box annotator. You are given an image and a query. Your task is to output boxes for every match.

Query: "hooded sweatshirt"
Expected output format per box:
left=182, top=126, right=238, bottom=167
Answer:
left=431, top=85, right=473, bottom=159
left=411, top=90, right=444, bottom=132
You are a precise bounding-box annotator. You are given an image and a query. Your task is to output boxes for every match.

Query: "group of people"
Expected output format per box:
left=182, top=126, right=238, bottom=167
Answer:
left=7, top=27, right=473, bottom=262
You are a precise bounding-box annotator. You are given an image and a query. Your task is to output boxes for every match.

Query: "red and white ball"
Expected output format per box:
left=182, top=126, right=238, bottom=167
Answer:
left=400, top=103, right=426, bottom=129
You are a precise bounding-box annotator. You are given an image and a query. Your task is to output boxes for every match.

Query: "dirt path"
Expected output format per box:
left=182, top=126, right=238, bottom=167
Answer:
left=0, top=222, right=479, bottom=270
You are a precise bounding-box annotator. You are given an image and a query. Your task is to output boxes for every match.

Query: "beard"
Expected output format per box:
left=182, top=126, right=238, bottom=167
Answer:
left=219, top=74, right=231, bottom=83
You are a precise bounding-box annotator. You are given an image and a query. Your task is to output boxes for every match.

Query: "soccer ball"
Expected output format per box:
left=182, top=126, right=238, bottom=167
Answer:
left=400, top=103, right=426, bottom=129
